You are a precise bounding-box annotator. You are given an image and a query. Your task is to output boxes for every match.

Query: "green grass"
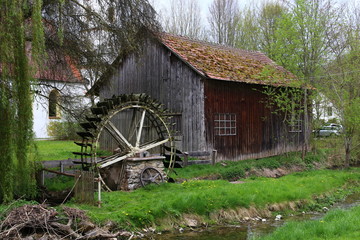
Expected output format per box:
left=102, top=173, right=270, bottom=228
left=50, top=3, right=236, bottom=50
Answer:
left=256, top=204, right=360, bottom=240
left=35, top=140, right=112, bottom=161
left=173, top=151, right=326, bottom=180
left=35, top=140, right=79, bottom=161
left=69, top=169, right=360, bottom=230
left=45, top=175, right=75, bottom=191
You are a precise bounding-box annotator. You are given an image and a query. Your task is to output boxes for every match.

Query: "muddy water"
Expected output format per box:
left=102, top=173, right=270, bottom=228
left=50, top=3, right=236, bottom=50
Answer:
left=149, top=193, right=360, bottom=240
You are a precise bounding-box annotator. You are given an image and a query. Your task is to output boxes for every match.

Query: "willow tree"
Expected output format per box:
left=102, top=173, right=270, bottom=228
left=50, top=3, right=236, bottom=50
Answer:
left=0, top=0, right=45, bottom=202
left=0, top=0, right=159, bottom=202
left=39, top=0, right=159, bottom=109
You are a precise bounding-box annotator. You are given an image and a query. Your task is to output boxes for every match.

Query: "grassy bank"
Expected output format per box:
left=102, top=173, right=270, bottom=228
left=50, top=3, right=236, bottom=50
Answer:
left=35, top=140, right=78, bottom=161
left=70, top=168, right=360, bottom=230
left=173, top=150, right=327, bottom=180
left=256, top=203, right=360, bottom=240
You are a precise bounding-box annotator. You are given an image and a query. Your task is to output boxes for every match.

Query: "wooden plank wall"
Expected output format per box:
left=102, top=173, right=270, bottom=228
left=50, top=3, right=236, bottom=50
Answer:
left=204, top=79, right=304, bottom=161
left=98, top=39, right=206, bottom=153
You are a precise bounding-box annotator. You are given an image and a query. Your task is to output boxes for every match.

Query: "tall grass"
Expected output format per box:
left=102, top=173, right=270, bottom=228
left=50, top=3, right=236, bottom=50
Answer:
left=71, top=169, right=360, bottom=230
left=256, top=204, right=360, bottom=240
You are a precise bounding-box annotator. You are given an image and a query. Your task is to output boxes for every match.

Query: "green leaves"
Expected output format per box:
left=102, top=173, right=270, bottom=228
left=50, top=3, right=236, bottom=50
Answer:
left=0, top=0, right=44, bottom=202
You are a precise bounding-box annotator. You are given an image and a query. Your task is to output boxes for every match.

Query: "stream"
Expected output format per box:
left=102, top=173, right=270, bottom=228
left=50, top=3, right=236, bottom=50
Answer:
left=149, top=192, right=360, bottom=240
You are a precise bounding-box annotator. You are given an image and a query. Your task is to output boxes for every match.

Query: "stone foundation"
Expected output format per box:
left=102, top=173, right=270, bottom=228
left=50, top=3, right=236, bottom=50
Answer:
left=100, top=156, right=166, bottom=191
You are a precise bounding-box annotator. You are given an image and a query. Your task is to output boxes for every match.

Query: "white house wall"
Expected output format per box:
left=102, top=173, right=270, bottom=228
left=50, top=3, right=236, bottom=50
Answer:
left=313, top=93, right=340, bottom=123
left=32, top=80, right=90, bottom=139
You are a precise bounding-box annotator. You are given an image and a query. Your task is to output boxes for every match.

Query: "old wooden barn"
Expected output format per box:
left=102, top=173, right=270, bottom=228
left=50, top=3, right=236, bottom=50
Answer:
left=90, top=33, right=307, bottom=161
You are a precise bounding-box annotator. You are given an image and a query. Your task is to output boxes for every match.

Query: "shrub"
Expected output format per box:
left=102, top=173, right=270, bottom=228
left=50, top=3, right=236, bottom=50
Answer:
left=47, top=121, right=81, bottom=140
left=254, top=158, right=281, bottom=169
left=220, top=167, right=245, bottom=180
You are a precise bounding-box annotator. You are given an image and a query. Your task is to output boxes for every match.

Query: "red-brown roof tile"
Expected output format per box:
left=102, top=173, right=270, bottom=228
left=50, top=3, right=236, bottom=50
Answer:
left=24, top=41, right=84, bottom=83
left=160, top=33, right=298, bottom=87
left=34, top=50, right=84, bottom=83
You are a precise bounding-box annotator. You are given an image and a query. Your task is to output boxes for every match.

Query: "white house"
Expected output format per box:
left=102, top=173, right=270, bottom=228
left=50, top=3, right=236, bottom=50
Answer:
left=32, top=49, right=90, bottom=139
left=313, top=93, right=340, bottom=124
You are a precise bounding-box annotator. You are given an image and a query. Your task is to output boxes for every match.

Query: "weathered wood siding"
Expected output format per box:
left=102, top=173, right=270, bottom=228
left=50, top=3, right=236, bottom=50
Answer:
left=98, top=39, right=206, bottom=153
left=204, top=79, right=304, bottom=161
left=97, top=38, right=305, bottom=161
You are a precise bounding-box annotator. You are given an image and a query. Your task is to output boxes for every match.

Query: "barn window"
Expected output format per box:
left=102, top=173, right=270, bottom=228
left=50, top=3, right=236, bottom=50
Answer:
left=49, top=90, right=60, bottom=118
left=214, top=113, right=236, bottom=136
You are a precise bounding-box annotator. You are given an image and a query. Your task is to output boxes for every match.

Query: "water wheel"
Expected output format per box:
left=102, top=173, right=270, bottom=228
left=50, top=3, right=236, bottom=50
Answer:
left=140, top=167, right=164, bottom=187
left=73, top=94, right=175, bottom=190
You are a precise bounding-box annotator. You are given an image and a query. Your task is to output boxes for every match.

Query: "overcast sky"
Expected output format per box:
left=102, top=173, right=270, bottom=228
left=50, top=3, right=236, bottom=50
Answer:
left=150, top=0, right=260, bottom=22
left=151, top=0, right=353, bottom=22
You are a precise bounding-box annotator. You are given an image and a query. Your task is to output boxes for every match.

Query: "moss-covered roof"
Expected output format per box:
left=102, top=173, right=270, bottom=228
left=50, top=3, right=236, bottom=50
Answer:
left=160, top=33, right=298, bottom=87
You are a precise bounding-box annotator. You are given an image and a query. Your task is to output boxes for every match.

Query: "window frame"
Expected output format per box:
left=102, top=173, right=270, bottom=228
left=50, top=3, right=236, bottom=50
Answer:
left=49, top=89, right=61, bottom=119
left=214, top=113, right=237, bottom=136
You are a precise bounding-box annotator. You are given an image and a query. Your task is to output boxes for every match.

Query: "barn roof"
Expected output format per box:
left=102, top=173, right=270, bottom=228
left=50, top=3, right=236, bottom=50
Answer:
left=160, top=33, right=299, bottom=87
left=88, top=33, right=302, bottom=95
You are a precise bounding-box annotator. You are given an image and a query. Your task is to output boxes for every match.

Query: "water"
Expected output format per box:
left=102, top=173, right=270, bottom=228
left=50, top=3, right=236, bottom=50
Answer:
left=148, top=193, right=360, bottom=240
left=153, top=226, right=248, bottom=240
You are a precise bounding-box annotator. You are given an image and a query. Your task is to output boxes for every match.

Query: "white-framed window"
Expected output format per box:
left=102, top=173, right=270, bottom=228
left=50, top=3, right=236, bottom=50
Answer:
left=214, top=113, right=236, bottom=136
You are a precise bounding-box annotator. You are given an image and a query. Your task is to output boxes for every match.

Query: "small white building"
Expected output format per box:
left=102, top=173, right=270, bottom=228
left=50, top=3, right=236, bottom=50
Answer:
left=313, top=93, right=340, bottom=124
left=32, top=51, right=90, bottom=139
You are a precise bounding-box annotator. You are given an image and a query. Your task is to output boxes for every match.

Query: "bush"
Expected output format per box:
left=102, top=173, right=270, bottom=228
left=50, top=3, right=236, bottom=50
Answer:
left=47, top=121, right=81, bottom=140
left=254, top=158, right=281, bottom=169
left=220, top=166, right=245, bottom=180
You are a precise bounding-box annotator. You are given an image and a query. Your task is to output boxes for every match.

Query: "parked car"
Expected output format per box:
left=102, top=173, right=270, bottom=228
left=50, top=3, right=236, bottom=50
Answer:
left=314, top=124, right=343, bottom=137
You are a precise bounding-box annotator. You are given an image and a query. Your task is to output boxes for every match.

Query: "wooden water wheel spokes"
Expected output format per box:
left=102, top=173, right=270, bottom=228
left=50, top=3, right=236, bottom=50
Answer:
left=76, top=94, right=175, bottom=190
left=140, top=167, right=164, bottom=186
left=96, top=105, right=172, bottom=168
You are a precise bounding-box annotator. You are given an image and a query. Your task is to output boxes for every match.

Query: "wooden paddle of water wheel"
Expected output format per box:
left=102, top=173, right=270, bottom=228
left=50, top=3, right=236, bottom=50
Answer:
left=73, top=94, right=176, bottom=191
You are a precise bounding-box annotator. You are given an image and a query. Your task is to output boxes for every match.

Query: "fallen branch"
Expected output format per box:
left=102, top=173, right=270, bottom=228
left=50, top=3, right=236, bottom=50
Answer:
left=50, top=221, right=82, bottom=239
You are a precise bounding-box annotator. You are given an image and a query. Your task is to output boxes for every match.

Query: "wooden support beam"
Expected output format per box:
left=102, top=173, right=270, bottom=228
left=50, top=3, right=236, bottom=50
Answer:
left=42, top=168, right=75, bottom=177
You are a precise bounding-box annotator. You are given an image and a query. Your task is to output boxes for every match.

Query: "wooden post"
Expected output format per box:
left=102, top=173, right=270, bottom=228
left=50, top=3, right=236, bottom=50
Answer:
left=183, top=152, right=189, bottom=167
left=40, top=170, right=45, bottom=186
left=97, top=177, right=102, bottom=208
left=60, top=161, right=64, bottom=173
left=212, top=150, right=217, bottom=165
